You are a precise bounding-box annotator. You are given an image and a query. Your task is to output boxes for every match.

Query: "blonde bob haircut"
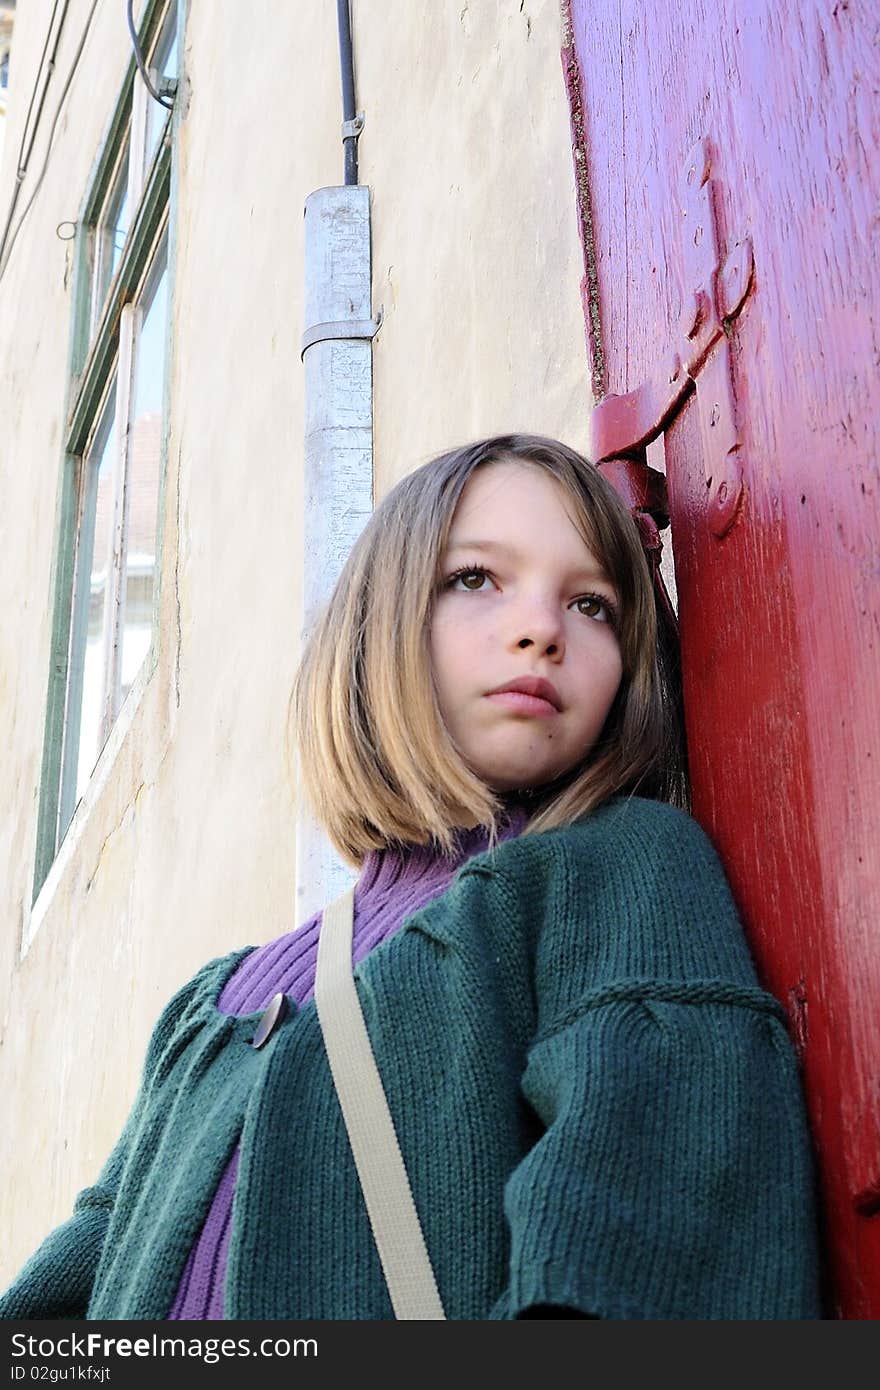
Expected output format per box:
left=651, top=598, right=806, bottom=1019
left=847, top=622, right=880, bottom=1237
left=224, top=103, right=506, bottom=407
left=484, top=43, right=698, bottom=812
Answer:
left=291, top=434, right=688, bottom=867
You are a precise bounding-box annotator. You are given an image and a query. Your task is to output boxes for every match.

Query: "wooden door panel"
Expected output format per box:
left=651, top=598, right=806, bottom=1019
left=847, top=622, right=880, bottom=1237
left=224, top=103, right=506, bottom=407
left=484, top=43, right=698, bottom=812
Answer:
left=566, top=0, right=880, bottom=1316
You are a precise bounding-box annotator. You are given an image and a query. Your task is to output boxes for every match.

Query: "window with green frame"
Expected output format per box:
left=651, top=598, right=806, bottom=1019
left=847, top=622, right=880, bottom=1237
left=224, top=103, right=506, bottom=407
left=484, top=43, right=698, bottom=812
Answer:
left=33, top=0, right=179, bottom=904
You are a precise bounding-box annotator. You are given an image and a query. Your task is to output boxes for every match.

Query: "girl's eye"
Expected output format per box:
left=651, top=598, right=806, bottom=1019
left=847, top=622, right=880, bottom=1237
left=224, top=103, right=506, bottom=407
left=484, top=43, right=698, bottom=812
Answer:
left=445, top=567, right=618, bottom=625
left=573, top=592, right=618, bottom=625
left=446, top=565, right=492, bottom=591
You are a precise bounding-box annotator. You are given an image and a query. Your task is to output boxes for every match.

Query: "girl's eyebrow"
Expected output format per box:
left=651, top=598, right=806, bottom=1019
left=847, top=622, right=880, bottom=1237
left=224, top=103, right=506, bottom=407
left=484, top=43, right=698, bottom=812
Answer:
left=445, top=537, right=615, bottom=587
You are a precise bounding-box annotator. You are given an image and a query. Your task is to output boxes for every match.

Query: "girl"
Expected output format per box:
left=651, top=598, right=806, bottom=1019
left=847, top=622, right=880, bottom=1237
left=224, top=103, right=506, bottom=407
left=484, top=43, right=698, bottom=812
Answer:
left=0, top=434, right=821, bottom=1320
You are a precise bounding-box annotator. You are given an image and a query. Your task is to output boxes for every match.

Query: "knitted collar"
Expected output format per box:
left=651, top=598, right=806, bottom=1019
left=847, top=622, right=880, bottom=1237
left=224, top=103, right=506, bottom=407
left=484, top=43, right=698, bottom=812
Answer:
left=353, top=796, right=532, bottom=906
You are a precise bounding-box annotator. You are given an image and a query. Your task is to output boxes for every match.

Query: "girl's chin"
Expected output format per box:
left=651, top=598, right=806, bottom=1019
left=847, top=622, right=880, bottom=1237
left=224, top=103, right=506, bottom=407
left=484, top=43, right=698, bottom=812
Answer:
left=481, top=757, right=588, bottom=798
left=481, top=767, right=566, bottom=794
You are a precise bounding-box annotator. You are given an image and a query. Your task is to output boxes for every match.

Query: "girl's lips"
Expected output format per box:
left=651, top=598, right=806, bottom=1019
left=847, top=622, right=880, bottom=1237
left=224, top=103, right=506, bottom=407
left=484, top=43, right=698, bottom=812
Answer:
left=485, top=691, right=560, bottom=718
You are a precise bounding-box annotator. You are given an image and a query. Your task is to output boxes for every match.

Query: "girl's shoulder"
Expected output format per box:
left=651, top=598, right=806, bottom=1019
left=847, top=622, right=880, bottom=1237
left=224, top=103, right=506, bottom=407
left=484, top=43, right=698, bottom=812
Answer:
left=142, top=948, right=255, bottom=1059
left=453, top=795, right=760, bottom=993
left=460, top=794, right=723, bottom=886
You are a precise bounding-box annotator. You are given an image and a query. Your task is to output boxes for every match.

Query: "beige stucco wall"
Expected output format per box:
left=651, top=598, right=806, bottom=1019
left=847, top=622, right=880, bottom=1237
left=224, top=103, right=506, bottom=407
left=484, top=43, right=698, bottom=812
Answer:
left=0, top=0, right=588, bottom=1285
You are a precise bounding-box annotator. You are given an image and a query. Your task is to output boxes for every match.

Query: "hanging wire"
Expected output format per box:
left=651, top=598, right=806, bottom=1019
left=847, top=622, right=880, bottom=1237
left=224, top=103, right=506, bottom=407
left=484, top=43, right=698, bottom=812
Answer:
left=0, top=0, right=70, bottom=273
left=0, top=0, right=100, bottom=285
left=13, top=0, right=66, bottom=184
left=126, top=0, right=174, bottom=110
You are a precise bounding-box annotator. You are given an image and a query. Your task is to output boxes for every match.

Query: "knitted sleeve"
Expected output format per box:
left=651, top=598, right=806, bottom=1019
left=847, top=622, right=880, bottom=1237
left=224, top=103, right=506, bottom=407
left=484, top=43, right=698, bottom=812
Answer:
left=0, top=962, right=219, bottom=1320
left=483, top=799, right=823, bottom=1319
left=493, top=989, right=822, bottom=1319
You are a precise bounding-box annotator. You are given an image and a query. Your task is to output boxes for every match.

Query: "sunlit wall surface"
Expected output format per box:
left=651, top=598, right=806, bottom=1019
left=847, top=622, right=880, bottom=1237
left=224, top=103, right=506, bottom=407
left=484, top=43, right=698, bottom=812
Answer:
left=0, top=0, right=589, bottom=1286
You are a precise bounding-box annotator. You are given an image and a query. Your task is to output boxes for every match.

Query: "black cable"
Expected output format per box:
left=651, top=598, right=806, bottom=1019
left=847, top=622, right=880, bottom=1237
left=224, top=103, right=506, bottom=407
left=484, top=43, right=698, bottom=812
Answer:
left=0, top=0, right=100, bottom=285
left=336, top=0, right=358, bottom=185
left=126, top=0, right=174, bottom=110
left=0, top=0, right=69, bottom=272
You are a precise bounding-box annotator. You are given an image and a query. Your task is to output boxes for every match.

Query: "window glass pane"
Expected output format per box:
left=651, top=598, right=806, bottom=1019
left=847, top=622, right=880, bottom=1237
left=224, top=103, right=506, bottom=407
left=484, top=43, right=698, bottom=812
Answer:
left=120, top=238, right=168, bottom=702
left=69, top=382, right=118, bottom=808
left=144, top=10, right=178, bottom=173
left=92, top=141, right=131, bottom=334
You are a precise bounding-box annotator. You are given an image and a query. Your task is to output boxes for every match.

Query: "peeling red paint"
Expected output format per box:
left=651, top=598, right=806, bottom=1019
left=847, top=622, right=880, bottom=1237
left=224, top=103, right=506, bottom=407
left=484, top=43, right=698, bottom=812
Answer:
left=566, top=0, right=880, bottom=1319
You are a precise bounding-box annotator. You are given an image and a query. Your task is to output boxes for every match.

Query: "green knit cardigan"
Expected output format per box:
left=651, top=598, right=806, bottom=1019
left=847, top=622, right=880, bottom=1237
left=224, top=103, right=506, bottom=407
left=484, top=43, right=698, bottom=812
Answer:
left=0, top=797, right=822, bottom=1320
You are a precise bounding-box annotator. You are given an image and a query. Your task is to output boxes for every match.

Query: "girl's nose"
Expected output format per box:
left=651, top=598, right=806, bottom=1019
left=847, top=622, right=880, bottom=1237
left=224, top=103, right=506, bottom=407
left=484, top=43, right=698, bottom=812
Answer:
left=509, top=600, right=566, bottom=659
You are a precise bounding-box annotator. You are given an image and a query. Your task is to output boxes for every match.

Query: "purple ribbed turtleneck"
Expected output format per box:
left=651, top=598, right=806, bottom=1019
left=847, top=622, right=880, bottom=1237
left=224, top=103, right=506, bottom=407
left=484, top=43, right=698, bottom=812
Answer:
left=168, top=806, right=529, bottom=1319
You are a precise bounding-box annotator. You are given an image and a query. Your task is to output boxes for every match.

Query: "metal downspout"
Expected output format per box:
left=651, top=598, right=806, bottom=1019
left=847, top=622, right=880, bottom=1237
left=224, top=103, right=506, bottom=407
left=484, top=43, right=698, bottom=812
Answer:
left=296, top=3, right=381, bottom=921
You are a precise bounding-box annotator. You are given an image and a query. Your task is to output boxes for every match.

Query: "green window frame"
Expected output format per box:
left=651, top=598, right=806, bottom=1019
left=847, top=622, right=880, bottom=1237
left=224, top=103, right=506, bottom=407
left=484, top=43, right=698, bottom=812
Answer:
left=32, top=0, right=179, bottom=909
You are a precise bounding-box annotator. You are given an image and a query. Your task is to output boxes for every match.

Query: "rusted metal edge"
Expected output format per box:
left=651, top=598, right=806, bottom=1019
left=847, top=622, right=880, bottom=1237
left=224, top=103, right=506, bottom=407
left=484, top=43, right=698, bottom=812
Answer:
left=560, top=0, right=605, bottom=404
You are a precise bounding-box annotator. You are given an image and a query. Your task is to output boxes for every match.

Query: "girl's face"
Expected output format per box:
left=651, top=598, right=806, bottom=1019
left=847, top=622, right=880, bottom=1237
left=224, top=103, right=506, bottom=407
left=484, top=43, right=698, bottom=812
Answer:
left=430, top=460, right=624, bottom=793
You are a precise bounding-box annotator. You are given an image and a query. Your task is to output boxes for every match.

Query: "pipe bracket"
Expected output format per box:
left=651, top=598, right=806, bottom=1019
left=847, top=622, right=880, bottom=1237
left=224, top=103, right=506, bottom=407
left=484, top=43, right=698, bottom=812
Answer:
left=341, top=113, right=365, bottom=140
left=301, top=307, right=383, bottom=359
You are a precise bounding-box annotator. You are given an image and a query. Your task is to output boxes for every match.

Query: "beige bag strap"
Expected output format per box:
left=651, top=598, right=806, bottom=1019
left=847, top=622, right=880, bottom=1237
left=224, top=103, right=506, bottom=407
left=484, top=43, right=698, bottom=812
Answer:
left=315, top=886, right=447, bottom=1321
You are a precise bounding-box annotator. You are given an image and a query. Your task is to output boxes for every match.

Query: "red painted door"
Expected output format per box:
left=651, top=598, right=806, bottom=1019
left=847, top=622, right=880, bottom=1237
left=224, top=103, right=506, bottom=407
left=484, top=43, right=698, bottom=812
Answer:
left=562, top=0, right=880, bottom=1317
